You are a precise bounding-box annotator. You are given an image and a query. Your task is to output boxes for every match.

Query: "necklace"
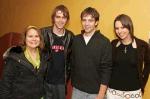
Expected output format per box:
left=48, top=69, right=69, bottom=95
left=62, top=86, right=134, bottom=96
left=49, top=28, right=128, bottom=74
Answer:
left=124, top=47, right=127, bottom=53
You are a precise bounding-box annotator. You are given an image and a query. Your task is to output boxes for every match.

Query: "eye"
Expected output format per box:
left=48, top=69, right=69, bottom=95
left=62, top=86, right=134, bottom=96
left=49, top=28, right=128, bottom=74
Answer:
left=35, top=35, right=39, bottom=38
left=55, top=16, right=61, bottom=18
left=115, top=27, right=119, bottom=30
left=27, top=35, right=33, bottom=38
left=89, top=19, right=95, bottom=22
left=62, top=16, right=67, bottom=19
left=121, top=27, right=124, bottom=29
left=82, top=19, right=86, bottom=22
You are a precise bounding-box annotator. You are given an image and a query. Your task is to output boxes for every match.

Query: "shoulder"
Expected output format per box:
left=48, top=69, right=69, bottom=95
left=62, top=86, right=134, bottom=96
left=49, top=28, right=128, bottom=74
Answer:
left=76, top=33, right=82, bottom=37
left=40, top=26, right=53, bottom=41
left=111, top=39, right=119, bottom=46
left=40, top=26, right=52, bottom=31
left=94, top=31, right=109, bottom=41
left=97, top=31, right=111, bottom=45
left=135, top=38, right=150, bottom=52
left=65, top=29, right=74, bottom=36
left=3, top=46, right=24, bottom=60
left=71, top=34, right=82, bottom=44
left=74, top=34, right=82, bottom=39
left=135, top=37, right=148, bottom=45
left=40, top=26, right=52, bottom=35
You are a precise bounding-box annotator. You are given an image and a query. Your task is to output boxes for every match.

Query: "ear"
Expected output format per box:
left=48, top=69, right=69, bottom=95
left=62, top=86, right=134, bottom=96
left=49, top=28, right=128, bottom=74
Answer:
left=95, top=21, right=98, bottom=27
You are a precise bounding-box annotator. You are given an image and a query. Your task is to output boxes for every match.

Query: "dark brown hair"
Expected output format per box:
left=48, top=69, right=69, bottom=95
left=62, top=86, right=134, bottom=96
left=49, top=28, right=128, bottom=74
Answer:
left=51, top=5, right=70, bottom=24
left=114, top=14, right=134, bottom=39
left=81, top=7, right=100, bottom=22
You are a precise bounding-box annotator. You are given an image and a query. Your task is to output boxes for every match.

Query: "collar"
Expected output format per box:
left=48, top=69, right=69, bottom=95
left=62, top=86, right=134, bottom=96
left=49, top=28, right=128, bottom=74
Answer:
left=116, top=39, right=137, bottom=48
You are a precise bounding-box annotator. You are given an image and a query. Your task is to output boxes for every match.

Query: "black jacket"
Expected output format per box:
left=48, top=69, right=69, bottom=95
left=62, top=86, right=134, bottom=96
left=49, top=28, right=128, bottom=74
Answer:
left=0, top=46, right=48, bottom=99
left=41, top=26, right=74, bottom=84
left=111, top=37, right=150, bottom=93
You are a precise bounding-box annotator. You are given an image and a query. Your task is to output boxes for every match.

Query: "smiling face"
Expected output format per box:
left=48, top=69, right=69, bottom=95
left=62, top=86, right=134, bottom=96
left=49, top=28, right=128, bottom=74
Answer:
left=53, top=10, right=68, bottom=30
left=115, top=21, right=131, bottom=40
left=114, top=14, right=134, bottom=43
left=81, top=14, right=98, bottom=34
left=25, top=29, right=40, bottom=49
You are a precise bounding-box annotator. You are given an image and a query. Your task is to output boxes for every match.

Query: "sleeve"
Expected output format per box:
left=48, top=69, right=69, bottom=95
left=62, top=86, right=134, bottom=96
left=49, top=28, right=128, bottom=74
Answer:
left=99, top=40, right=112, bottom=86
left=40, top=27, right=47, bottom=46
left=142, top=43, right=150, bottom=93
left=66, top=34, right=74, bottom=83
left=0, top=59, right=17, bottom=99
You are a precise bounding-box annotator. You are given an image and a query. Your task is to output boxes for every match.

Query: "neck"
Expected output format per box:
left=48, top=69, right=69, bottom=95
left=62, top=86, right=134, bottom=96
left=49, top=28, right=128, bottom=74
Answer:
left=53, top=25, right=65, bottom=36
left=84, top=29, right=96, bottom=37
left=26, top=47, right=37, bottom=54
left=121, top=37, right=132, bottom=45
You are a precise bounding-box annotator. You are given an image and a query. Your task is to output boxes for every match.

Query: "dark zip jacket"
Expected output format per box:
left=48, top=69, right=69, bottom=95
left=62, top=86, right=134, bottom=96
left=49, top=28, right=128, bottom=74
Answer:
left=0, top=46, right=48, bottom=99
left=41, top=26, right=74, bottom=84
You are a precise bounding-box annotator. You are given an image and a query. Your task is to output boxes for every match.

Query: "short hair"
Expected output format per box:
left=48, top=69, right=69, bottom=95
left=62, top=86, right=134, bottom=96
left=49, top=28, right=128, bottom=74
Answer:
left=23, top=26, right=44, bottom=49
left=114, top=14, right=134, bottom=39
left=51, top=5, right=70, bottom=24
left=80, top=7, right=100, bottom=22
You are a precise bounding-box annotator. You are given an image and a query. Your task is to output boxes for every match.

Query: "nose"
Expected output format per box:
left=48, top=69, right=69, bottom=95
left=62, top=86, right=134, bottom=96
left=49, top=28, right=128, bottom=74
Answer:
left=32, top=37, right=37, bottom=41
left=85, top=20, right=90, bottom=26
left=59, top=17, right=66, bottom=21
left=118, top=28, right=122, bottom=33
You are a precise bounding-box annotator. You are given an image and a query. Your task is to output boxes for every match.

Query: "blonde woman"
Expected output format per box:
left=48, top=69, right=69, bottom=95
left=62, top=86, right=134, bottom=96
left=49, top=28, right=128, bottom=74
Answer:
left=0, top=26, right=48, bottom=99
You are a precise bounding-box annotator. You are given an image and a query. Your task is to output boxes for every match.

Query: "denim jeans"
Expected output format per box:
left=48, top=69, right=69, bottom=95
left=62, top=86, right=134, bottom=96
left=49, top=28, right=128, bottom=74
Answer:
left=44, top=83, right=65, bottom=99
left=71, top=87, right=97, bottom=99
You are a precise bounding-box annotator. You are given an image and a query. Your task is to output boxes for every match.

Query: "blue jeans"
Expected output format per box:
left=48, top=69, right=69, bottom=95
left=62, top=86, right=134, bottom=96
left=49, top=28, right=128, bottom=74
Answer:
left=44, top=83, right=65, bottom=99
left=72, top=87, right=97, bottom=99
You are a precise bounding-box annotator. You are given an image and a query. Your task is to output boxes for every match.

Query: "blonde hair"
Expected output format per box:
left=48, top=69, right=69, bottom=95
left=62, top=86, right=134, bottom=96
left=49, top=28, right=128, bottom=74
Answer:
left=23, top=25, right=44, bottom=49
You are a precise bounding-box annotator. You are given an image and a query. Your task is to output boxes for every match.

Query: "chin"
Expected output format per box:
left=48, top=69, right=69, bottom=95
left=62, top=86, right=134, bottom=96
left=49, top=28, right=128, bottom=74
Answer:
left=55, top=26, right=62, bottom=29
left=84, top=29, right=90, bottom=32
left=118, top=36, right=125, bottom=39
left=58, top=26, right=65, bottom=29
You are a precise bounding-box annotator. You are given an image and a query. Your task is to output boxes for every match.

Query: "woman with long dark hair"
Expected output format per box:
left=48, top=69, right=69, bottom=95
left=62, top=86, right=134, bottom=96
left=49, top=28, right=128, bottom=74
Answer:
left=106, top=14, right=150, bottom=99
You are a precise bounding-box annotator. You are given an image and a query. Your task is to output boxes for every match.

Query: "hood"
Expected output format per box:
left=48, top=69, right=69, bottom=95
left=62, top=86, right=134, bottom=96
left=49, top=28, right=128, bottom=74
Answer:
left=3, top=46, right=24, bottom=59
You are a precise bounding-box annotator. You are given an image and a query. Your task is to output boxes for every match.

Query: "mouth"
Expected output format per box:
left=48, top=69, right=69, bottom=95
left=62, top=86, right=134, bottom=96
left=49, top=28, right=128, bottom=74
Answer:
left=30, top=42, right=39, bottom=45
left=118, top=32, right=124, bottom=36
left=84, top=26, right=90, bottom=29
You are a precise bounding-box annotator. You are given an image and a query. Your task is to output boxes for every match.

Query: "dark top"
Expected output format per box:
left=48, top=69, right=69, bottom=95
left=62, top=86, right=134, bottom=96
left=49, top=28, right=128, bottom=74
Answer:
left=111, top=38, right=150, bottom=93
left=41, top=26, right=74, bottom=84
left=109, top=43, right=140, bottom=91
left=71, top=30, right=112, bottom=94
left=46, top=33, right=65, bottom=84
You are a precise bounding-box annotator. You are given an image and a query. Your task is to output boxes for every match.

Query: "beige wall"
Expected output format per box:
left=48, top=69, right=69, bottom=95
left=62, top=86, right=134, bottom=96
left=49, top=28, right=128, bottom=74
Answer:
left=0, top=0, right=150, bottom=98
